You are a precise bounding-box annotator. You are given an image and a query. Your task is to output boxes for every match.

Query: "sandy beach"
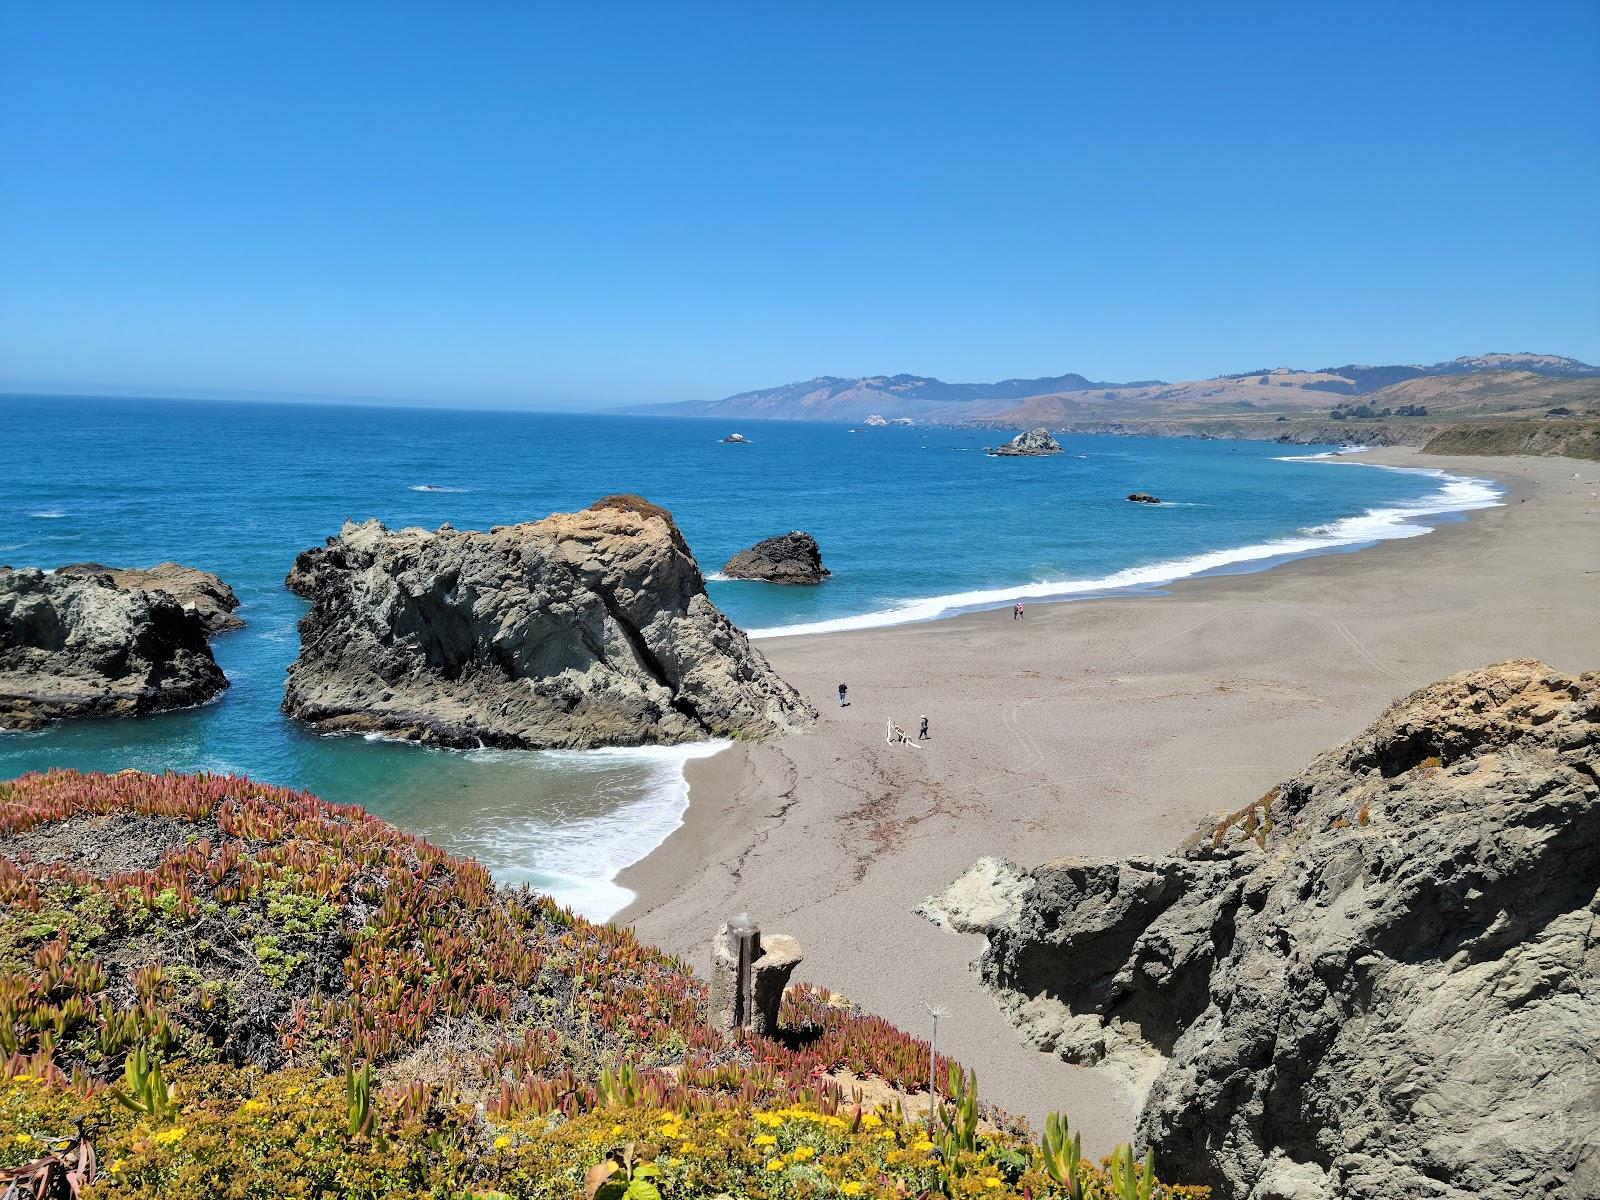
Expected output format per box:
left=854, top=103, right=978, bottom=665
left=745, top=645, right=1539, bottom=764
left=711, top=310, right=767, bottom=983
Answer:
left=616, top=448, right=1600, bottom=1149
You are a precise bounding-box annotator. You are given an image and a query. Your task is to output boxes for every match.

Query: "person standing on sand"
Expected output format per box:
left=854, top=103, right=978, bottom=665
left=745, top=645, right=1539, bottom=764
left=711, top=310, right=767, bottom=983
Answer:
left=838, top=683, right=848, bottom=707
left=919, top=715, right=929, bottom=740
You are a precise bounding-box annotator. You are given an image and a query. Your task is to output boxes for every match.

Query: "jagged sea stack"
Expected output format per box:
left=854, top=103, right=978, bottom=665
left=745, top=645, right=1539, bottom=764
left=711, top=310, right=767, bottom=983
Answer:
left=0, top=567, right=229, bottom=729
left=722, top=532, right=830, bottom=585
left=991, top=427, right=1063, bottom=456
left=922, top=660, right=1600, bottom=1200
left=283, top=494, right=815, bottom=749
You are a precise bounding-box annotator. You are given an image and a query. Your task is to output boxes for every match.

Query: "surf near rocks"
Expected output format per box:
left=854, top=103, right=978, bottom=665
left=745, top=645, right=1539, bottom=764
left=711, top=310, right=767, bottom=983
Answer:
left=283, top=494, right=815, bottom=749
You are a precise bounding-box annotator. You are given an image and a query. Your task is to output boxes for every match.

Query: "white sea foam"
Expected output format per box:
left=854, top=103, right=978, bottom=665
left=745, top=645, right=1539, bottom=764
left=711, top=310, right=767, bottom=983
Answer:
left=749, top=463, right=1502, bottom=639
left=409, top=484, right=469, bottom=493
left=476, top=741, right=729, bottom=922
left=28, top=510, right=65, bottom=519
left=1271, top=445, right=1372, bottom=461
left=703, top=571, right=731, bottom=582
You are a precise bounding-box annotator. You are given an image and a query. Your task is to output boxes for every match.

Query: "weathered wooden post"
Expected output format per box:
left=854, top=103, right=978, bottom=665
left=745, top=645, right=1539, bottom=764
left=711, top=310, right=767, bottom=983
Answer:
left=710, top=913, right=803, bottom=1041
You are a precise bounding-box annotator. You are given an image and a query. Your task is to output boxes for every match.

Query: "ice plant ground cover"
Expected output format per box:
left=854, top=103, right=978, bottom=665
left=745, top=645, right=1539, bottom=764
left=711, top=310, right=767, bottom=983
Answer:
left=0, top=771, right=1202, bottom=1197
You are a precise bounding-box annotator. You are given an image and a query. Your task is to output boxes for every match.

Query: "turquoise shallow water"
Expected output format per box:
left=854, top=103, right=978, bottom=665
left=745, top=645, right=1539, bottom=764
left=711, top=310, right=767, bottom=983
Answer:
left=0, top=395, right=1499, bottom=916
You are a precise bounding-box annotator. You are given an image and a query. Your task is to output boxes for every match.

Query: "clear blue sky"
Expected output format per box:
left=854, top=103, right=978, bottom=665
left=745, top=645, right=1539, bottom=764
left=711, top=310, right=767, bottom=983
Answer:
left=2, top=2, right=1596, bottom=408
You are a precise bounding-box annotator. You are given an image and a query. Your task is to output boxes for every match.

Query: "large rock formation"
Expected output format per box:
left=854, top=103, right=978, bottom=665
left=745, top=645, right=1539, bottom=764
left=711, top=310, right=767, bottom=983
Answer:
left=56, top=562, right=243, bottom=634
left=991, top=427, right=1063, bottom=456
left=283, top=495, right=815, bottom=749
left=722, top=532, right=830, bottom=585
left=0, top=568, right=229, bottom=730
left=923, top=661, right=1600, bottom=1200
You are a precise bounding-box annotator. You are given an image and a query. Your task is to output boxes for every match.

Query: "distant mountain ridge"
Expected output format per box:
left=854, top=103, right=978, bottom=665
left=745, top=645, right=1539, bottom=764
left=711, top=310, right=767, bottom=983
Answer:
left=626, top=353, right=1598, bottom=423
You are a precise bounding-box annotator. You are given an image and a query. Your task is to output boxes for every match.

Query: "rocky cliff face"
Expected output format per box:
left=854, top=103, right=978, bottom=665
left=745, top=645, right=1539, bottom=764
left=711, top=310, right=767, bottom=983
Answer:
left=55, top=562, right=243, bottom=634
left=923, top=661, right=1600, bottom=1200
left=722, top=532, right=830, bottom=585
left=0, top=568, right=229, bottom=729
left=991, top=427, right=1063, bottom=456
left=283, top=495, right=815, bottom=749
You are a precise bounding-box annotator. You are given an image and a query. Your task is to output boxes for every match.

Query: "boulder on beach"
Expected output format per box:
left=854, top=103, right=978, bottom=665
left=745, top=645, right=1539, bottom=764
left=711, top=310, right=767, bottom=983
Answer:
left=922, top=660, right=1600, bottom=1200
left=0, top=566, right=229, bottom=730
left=56, top=561, right=244, bottom=634
left=283, top=494, right=815, bottom=749
left=1125, top=492, right=1162, bottom=504
left=991, top=427, right=1063, bottom=456
left=721, top=532, right=830, bottom=585
left=721, top=432, right=749, bottom=444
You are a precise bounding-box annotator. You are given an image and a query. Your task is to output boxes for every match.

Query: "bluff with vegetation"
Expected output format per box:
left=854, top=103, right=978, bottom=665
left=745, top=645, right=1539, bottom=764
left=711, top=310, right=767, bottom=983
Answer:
left=924, top=661, right=1600, bottom=1200
left=0, top=769, right=1202, bottom=1199
left=283, top=495, right=813, bottom=749
left=1421, top=416, right=1600, bottom=461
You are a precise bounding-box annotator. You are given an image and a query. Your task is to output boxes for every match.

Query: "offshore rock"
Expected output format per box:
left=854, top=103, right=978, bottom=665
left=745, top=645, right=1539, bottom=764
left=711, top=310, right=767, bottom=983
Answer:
left=991, top=427, right=1063, bottom=456
left=1126, top=492, right=1162, bottom=505
left=722, top=532, right=830, bottom=585
left=56, top=562, right=244, bottom=634
left=924, top=660, right=1600, bottom=1200
left=283, top=495, right=815, bottom=749
left=0, top=567, right=229, bottom=730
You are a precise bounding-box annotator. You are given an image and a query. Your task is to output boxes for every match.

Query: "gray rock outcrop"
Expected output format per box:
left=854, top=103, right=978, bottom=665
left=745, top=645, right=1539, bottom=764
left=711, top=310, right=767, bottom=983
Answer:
left=722, top=532, right=830, bottom=585
left=992, top=427, right=1063, bottom=456
left=923, top=660, right=1600, bottom=1199
left=56, top=562, right=243, bottom=634
left=1126, top=492, right=1162, bottom=505
left=0, top=568, right=229, bottom=730
left=283, top=494, right=815, bottom=749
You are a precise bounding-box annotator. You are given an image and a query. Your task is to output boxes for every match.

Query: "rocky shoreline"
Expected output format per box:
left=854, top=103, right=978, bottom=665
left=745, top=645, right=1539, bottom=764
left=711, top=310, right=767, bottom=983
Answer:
left=923, top=659, right=1599, bottom=1199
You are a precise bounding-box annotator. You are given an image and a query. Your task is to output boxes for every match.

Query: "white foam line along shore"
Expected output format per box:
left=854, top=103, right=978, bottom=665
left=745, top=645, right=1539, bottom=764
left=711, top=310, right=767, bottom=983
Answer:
left=747, top=455, right=1502, bottom=639
left=484, top=740, right=729, bottom=923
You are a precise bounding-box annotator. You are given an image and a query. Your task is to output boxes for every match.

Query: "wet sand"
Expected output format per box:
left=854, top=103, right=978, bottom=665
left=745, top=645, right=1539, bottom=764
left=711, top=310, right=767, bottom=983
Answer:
left=616, top=448, right=1600, bottom=1149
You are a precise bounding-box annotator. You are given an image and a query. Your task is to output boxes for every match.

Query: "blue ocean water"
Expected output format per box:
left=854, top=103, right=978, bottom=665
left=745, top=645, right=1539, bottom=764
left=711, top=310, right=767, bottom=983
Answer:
left=1, top=395, right=1499, bottom=915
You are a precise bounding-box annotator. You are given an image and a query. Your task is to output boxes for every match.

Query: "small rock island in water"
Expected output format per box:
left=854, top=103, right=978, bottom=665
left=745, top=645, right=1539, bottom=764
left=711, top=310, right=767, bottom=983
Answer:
left=991, top=427, right=1063, bottom=456
left=0, top=564, right=232, bottom=729
left=722, top=531, right=830, bottom=585
left=283, top=494, right=814, bottom=749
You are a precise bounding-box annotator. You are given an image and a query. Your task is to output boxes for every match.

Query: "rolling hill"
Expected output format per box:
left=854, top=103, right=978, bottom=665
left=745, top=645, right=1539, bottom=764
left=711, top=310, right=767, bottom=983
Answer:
left=626, top=354, right=1599, bottom=434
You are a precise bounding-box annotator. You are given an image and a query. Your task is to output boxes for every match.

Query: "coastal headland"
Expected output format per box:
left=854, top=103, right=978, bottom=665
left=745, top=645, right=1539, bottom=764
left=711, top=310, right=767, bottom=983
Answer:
left=617, top=447, right=1600, bottom=1150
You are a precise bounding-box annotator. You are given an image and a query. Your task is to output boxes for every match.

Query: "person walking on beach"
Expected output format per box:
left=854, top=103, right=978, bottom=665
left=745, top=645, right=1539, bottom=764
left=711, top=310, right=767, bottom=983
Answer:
left=838, top=682, right=848, bottom=707
left=1012, top=603, right=1021, bottom=621
left=919, top=715, right=929, bottom=740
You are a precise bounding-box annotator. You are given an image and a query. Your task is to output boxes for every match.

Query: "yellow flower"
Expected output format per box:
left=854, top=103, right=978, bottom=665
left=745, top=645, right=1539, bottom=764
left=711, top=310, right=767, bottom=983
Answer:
left=766, top=1157, right=786, bottom=1171
left=493, top=1134, right=512, bottom=1150
left=679, top=1141, right=697, bottom=1152
left=841, top=1185, right=866, bottom=1197
left=754, top=1134, right=777, bottom=1146
left=755, top=1112, right=784, bottom=1127
left=152, top=1127, right=187, bottom=1145
left=791, top=1145, right=816, bottom=1161
left=983, top=1180, right=1003, bottom=1190
left=610, top=1123, right=625, bottom=1134
left=861, top=1112, right=882, bottom=1128
left=14, top=1134, right=33, bottom=1146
